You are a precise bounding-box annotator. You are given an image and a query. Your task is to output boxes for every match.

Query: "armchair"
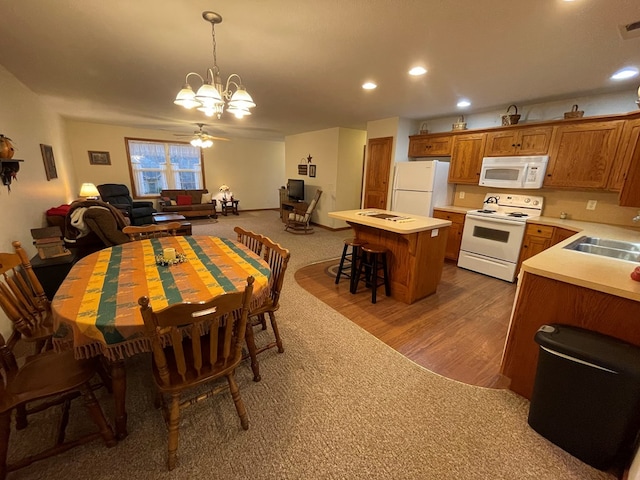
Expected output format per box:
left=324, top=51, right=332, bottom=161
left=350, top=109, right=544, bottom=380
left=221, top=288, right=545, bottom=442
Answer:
left=97, top=184, right=156, bottom=226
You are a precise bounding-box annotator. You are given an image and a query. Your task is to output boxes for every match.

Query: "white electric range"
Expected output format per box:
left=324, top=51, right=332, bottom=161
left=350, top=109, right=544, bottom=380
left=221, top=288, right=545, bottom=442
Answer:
left=457, top=193, right=544, bottom=282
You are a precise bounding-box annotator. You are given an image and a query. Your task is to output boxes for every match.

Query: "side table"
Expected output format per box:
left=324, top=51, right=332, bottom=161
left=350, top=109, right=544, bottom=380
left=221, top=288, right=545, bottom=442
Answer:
left=30, top=250, right=78, bottom=300
left=220, top=199, right=239, bottom=216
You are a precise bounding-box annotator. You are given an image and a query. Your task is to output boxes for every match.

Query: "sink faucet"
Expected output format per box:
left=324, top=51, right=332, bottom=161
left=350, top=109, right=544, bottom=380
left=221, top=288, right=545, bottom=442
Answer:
left=634, top=211, right=640, bottom=223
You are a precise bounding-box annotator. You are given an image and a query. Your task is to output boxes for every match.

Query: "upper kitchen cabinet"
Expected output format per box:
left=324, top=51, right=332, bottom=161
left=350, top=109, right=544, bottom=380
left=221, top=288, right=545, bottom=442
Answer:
left=619, top=118, right=640, bottom=207
left=448, top=133, right=487, bottom=184
left=484, top=126, right=553, bottom=156
left=544, top=120, right=624, bottom=189
left=408, top=134, right=452, bottom=157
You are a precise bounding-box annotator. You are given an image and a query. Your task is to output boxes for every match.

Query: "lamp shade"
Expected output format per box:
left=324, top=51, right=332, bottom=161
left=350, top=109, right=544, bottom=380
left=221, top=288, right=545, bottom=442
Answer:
left=79, top=183, right=100, bottom=198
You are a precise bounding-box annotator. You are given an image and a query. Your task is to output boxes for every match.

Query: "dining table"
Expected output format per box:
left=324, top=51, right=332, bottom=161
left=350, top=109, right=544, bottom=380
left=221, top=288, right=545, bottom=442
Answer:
left=51, top=235, right=271, bottom=439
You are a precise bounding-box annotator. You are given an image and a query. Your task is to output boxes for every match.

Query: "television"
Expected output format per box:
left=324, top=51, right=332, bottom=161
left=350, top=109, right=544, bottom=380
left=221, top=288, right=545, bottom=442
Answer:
left=287, top=179, right=305, bottom=201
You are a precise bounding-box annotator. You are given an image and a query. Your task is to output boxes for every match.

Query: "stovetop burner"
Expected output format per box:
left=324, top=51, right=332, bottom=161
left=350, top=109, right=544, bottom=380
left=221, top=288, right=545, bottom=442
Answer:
left=477, top=209, right=496, bottom=213
left=508, top=212, right=528, bottom=218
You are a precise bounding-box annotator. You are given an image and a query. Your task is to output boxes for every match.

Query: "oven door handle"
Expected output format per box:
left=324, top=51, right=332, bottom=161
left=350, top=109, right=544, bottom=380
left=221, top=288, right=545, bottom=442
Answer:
left=466, top=215, right=524, bottom=227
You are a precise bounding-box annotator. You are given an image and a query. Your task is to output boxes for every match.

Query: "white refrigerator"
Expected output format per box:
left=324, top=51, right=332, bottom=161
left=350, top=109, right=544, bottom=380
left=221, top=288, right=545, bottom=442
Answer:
left=391, top=160, right=453, bottom=217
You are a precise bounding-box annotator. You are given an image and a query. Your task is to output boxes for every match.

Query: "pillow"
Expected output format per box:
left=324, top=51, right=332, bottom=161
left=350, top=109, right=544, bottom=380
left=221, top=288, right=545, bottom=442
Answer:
left=201, top=192, right=213, bottom=204
left=176, top=195, right=192, bottom=206
left=170, top=200, right=177, bottom=206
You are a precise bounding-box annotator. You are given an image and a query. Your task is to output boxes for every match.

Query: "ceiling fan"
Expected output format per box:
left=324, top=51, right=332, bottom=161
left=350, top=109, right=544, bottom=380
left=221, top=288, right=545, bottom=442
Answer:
left=174, top=123, right=230, bottom=148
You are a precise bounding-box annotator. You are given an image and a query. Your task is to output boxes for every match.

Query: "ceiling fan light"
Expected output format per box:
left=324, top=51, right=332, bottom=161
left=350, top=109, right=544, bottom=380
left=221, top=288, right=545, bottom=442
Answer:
left=201, top=139, right=213, bottom=148
left=174, top=85, right=200, bottom=109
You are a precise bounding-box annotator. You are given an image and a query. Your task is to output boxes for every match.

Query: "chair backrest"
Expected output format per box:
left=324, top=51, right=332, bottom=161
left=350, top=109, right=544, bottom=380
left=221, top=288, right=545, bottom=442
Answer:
left=304, top=189, right=322, bottom=217
left=260, top=236, right=291, bottom=307
left=0, top=241, right=50, bottom=341
left=234, top=227, right=264, bottom=256
left=97, top=184, right=133, bottom=207
left=123, top=222, right=182, bottom=241
left=138, top=276, right=254, bottom=388
left=233, top=228, right=290, bottom=308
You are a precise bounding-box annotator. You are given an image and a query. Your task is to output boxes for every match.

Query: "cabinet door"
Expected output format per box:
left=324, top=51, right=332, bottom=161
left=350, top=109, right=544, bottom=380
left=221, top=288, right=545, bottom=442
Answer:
left=449, top=133, right=486, bottom=184
left=484, top=127, right=552, bottom=156
left=619, top=121, right=640, bottom=207
left=408, top=135, right=452, bottom=157
left=545, top=121, right=624, bottom=188
left=551, top=227, right=578, bottom=245
left=517, top=126, right=553, bottom=155
left=613, top=119, right=640, bottom=198
left=433, top=209, right=466, bottom=261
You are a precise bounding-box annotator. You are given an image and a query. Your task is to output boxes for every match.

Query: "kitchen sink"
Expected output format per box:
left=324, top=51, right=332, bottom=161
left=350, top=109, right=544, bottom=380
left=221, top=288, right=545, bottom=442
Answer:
left=563, top=236, right=640, bottom=262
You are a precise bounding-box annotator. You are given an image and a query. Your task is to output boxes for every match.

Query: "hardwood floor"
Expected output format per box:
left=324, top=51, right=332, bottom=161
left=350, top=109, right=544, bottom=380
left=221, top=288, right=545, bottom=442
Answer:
left=295, top=259, right=517, bottom=388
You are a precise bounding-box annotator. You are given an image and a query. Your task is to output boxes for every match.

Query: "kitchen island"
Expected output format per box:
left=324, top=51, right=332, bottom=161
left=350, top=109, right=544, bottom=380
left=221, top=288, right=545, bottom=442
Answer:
left=500, top=218, right=640, bottom=399
left=328, top=209, right=451, bottom=304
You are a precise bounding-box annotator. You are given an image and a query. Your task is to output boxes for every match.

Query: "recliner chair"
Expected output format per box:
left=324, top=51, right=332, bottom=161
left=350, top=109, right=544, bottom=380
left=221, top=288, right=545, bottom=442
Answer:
left=97, top=184, right=156, bottom=225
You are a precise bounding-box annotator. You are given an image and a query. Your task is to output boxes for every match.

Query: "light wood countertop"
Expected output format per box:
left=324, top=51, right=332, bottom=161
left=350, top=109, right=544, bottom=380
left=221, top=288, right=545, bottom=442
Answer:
left=328, top=209, right=451, bottom=234
left=521, top=216, right=640, bottom=301
left=432, top=205, right=472, bottom=215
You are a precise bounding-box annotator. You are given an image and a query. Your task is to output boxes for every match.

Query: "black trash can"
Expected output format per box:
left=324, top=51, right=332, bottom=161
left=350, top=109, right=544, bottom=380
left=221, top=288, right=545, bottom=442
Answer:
left=528, top=324, right=640, bottom=470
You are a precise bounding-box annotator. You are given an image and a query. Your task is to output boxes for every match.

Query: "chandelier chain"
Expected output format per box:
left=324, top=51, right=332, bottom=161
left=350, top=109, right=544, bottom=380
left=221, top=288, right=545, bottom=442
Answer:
left=210, top=22, right=218, bottom=75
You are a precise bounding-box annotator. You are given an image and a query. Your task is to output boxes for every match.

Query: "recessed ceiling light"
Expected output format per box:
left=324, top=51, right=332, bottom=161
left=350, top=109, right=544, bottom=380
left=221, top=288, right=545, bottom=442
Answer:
left=409, top=66, right=427, bottom=76
left=611, top=67, right=639, bottom=80
left=457, top=99, right=471, bottom=108
left=362, top=82, right=377, bottom=90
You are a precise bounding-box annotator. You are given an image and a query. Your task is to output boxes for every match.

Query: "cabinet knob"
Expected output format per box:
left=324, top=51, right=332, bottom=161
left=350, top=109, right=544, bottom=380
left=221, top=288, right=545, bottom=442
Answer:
left=517, top=143, right=521, bottom=147
left=511, top=144, right=516, bottom=147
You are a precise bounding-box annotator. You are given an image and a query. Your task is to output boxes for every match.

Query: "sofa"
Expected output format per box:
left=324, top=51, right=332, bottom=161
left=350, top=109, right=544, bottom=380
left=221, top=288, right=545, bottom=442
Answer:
left=159, top=189, right=218, bottom=218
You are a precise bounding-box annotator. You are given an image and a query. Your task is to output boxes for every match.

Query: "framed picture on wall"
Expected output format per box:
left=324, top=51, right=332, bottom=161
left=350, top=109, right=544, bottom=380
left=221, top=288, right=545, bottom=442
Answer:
left=88, top=151, right=111, bottom=165
left=309, top=164, right=316, bottom=178
left=40, top=144, right=58, bottom=181
left=298, top=164, right=308, bottom=175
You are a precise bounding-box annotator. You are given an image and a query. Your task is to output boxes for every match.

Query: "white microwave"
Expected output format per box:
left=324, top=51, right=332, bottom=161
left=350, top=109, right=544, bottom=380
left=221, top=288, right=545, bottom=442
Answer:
left=479, top=155, right=549, bottom=189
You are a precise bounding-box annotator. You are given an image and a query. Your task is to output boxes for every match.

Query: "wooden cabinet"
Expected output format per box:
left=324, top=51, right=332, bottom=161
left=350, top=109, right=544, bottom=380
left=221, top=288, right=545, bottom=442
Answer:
left=484, top=126, right=553, bottom=156
left=545, top=121, right=624, bottom=189
left=516, top=223, right=579, bottom=275
left=408, top=134, right=452, bottom=157
left=617, top=119, right=640, bottom=206
left=432, top=209, right=466, bottom=261
left=448, top=133, right=486, bottom=184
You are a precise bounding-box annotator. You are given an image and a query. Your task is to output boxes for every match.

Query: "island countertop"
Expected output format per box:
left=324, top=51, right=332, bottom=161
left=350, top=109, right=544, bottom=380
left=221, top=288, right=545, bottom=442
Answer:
left=328, top=209, right=451, bottom=234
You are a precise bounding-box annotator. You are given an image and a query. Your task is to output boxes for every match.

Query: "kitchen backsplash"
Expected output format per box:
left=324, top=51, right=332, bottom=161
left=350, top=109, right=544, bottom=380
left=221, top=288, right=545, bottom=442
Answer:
left=451, top=184, right=640, bottom=230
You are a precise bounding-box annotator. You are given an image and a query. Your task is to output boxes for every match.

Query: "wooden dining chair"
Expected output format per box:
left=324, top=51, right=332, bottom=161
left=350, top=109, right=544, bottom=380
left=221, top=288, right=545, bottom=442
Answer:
left=0, top=241, right=53, bottom=355
left=234, top=228, right=291, bottom=382
left=122, top=221, right=182, bottom=241
left=138, top=276, right=254, bottom=471
left=0, top=333, right=116, bottom=479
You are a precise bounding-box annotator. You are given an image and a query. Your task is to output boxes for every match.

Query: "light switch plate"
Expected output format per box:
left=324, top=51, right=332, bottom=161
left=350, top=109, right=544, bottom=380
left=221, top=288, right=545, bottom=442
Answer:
left=459, top=191, right=465, bottom=199
left=586, top=200, right=597, bottom=210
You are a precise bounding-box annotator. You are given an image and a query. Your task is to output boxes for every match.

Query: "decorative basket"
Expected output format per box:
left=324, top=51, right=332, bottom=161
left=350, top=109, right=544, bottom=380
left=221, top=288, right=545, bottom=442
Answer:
left=419, top=122, right=429, bottom=135
left=452, top=116, right=467, bottom=131
left=564, top=104, right=584, bottom=119
left=501, top=105, right=521, bottom=126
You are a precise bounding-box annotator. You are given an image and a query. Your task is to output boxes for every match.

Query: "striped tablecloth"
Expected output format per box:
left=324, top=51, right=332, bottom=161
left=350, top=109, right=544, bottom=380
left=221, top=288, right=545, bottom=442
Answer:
left=52, top=236, right=271, bottom=361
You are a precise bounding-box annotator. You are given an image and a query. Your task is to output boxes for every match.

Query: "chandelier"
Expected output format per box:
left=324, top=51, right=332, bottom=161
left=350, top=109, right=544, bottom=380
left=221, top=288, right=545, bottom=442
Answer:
left=174, top=11, right=256, bottom=119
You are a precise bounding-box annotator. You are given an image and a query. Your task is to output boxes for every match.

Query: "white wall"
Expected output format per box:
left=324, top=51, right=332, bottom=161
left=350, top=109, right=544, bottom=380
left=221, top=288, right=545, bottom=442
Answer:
left=285, top=127, right=366, bottom=228
left=65, top=120, right=285, bottom=210
left=0, top=66, right=77, bottom=338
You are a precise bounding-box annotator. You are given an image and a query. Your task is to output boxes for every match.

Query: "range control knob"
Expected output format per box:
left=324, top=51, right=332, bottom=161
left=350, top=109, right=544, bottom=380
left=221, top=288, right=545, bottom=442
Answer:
left=533, top=200, right=540, bottom=206
left=524, top=198, right=531, bottom=203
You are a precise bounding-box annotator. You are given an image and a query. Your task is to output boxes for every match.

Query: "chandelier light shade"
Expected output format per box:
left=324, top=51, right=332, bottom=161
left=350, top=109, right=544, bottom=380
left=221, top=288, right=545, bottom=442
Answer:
left=79, top=182, right=100, bottom=199
left=174, top=11, right=256, bottom=119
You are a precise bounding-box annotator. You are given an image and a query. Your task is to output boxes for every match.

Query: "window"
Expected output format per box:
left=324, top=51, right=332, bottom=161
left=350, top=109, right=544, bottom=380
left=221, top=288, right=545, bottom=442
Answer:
left=125, top=138, right=204, bottom=197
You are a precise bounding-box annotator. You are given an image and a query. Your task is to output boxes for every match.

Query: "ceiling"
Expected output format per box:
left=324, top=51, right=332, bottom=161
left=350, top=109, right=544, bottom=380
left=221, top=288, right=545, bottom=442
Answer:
left=1, top=1, right=640, bottom=141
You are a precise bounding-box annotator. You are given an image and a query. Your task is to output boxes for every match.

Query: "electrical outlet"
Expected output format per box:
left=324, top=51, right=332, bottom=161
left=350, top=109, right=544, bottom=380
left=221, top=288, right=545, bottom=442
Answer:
left=459, top=191, right=465, bottom=199
left=586, top=200, right=597, bottom=210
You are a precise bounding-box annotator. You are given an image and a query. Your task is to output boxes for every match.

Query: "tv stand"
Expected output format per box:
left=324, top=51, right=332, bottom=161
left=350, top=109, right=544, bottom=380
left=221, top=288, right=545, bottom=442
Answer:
left=280, top=199, right=309, bottom=223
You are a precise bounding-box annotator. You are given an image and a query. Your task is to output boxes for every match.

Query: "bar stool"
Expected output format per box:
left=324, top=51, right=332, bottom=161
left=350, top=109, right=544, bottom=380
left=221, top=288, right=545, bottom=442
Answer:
left=354, top=243, right=391, bottom=304
left=334, top=237, right=367, bottom=293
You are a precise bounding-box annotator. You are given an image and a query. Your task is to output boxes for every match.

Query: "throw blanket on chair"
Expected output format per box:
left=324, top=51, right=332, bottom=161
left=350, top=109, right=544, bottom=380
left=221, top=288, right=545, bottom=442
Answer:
left=65, top=200, right=130, bottom=246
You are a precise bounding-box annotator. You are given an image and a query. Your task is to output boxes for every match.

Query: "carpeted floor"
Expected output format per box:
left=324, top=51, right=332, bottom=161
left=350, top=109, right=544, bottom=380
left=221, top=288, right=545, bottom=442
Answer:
left=10, top=210, right=614, bottom=479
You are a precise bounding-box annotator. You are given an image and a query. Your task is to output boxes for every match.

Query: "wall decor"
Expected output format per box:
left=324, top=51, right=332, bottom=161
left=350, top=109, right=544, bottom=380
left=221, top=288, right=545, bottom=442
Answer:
left=40, top=144, right=58, bottom=180
left=88, top=150, right=111, bottom=165
left=309, top=164, right=316, bottom=178
left=298, top=158, right=308, bottom=175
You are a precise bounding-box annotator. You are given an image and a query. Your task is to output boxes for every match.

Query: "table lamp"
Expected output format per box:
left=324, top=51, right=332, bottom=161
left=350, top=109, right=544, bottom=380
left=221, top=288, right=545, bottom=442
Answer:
left=79, top=182, right=100, bottom=200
